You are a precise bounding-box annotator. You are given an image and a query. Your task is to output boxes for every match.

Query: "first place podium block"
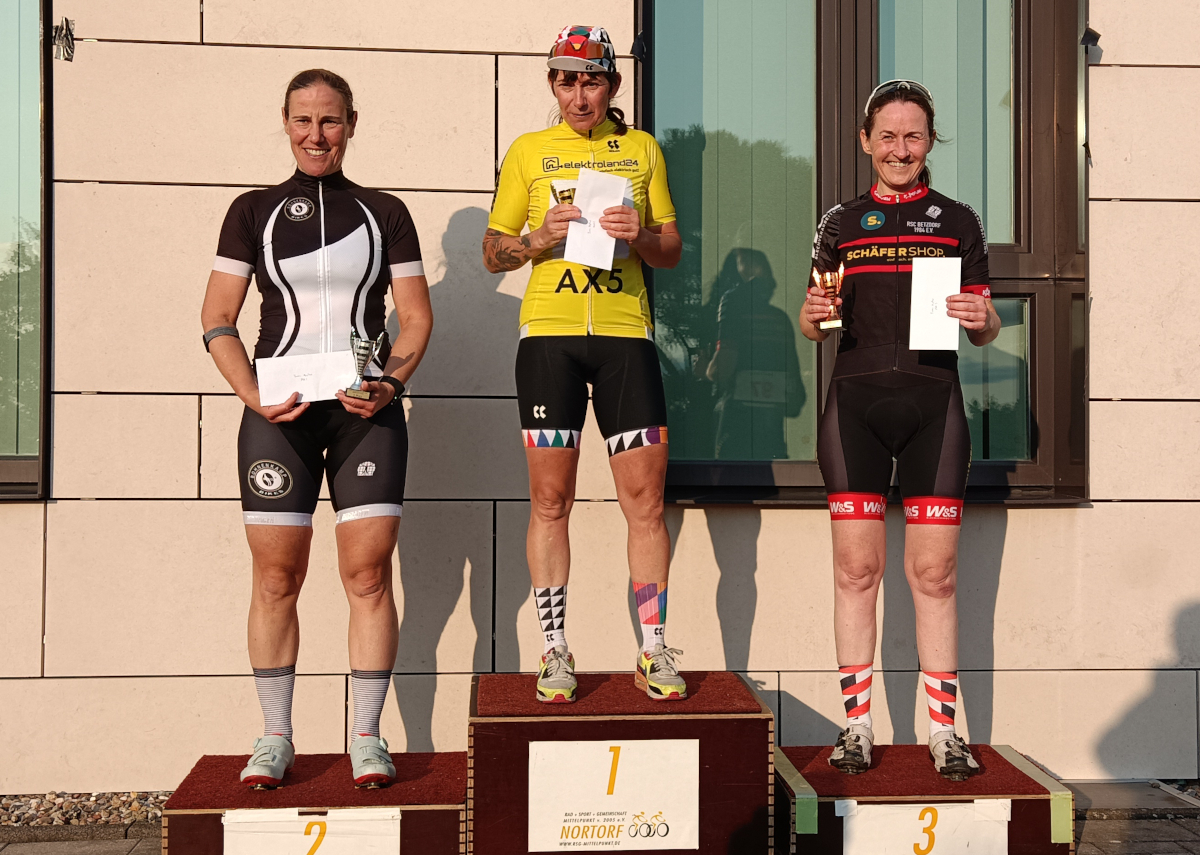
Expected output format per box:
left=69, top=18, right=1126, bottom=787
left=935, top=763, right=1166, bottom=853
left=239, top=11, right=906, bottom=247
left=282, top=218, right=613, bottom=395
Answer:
left=774, top=744, right=1074, bottom=855
left=467, top=671, right=775, bottom=854
left=162, top=751, right=467, bottom=854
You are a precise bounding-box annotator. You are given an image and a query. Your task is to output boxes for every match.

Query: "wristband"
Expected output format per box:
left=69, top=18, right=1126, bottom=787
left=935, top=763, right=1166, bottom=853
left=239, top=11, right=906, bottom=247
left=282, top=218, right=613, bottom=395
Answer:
left=202, top=326, right=240, bottom=352
left=378, top=375, right=405, bottom=403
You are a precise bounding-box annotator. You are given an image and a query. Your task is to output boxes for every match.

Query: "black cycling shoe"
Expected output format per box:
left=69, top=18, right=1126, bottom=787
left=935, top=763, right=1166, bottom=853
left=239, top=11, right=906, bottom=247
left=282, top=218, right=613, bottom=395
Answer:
left=828, top=725, right=873, bottom=774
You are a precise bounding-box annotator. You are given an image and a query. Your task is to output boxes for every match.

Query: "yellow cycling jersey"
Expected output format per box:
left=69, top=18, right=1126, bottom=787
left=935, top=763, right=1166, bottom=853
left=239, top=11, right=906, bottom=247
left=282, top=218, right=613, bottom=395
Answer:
left=489, top=119, right=677, bottom=338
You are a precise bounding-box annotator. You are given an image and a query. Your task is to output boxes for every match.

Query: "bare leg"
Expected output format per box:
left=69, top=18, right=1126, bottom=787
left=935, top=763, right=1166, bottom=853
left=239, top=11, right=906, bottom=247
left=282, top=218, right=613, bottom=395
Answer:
left=246, top=524, right=312, bottom=668
left=336, top=515, right=401, bottom=670
left=904, top=525, right=961, bottom=672
left=609, top=443, right=669, bottom=584
left=525, top=448, right=580, bottom=588
left=831, top=519, right=887, bottom=666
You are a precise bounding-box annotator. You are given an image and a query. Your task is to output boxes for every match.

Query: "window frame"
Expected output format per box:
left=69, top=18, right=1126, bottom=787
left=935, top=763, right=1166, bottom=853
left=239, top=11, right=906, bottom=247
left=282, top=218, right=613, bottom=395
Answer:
left=0, top=0, right=52, bottom=500
left=642, top=0, right=1087, bottom=506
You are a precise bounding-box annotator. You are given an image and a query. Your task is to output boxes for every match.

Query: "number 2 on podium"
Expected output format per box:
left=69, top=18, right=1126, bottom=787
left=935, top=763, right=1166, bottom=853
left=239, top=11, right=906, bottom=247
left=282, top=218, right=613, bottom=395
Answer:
left=913, top=806, right=937, bottom=855
left=607, top=746, right=621, bottom=795
left=305, top=820, right=327, bottom=855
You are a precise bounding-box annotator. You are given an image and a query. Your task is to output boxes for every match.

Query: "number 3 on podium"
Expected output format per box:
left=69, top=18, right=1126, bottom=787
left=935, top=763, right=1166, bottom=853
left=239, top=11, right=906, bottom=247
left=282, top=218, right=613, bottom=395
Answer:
left=913, top=806, right=937, bottom=855
left=305, top=820, right=327, bottom=855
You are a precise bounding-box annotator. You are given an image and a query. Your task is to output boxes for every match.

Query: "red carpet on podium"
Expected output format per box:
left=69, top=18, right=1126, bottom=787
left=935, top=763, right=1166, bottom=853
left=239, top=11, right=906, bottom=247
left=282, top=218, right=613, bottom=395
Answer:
left=781, top=744, right=1048, bottom=798
left=164, top=751, right=467, bottom=811
left=474, top=670, right=763, bottom=716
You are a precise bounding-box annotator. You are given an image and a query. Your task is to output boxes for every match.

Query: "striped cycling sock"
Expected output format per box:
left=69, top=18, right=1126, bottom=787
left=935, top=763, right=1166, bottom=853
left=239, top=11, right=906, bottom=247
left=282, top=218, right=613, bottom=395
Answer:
left=253, top=665, right=296, bottom=741
left=924, top=670, right=959, bottom=737
left=633, top=581, right=668, bottom=653
left=350, top=669, right=392, bottom=738
left=839, top=664, right=873, bottom=730
left=535, top=585, right=567, bottom=653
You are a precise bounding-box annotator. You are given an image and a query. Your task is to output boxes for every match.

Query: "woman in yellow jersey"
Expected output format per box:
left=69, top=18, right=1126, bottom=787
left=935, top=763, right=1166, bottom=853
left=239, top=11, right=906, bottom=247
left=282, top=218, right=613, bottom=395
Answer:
left=483, top=25, right=684, bottom=703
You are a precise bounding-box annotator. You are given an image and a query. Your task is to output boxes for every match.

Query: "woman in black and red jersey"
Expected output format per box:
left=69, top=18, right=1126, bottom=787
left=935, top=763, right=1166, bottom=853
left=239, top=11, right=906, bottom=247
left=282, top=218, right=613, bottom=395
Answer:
left=800, top=80, right=1000, bottom=780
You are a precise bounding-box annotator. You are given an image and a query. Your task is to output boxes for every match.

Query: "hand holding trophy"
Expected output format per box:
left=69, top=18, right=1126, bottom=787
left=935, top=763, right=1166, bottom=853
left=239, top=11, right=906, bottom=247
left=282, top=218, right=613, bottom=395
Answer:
left=345, top=329, right=386, bottom=400
left=813, top=263, right=845, bottom=331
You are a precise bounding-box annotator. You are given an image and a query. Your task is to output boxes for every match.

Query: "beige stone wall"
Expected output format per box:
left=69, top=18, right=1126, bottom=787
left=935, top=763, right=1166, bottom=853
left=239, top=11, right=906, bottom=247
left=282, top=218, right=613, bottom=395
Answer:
left=1, top=0, right=1197, bottom=792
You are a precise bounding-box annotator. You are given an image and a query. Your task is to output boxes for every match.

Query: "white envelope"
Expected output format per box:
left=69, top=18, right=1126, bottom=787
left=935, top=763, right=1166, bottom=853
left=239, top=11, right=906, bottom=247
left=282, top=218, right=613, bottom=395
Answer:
left=908, top=257, right=962, bottom=351
left=564, top=166, right=629, bottom=271
left=255, top=350, right=359, bottom=406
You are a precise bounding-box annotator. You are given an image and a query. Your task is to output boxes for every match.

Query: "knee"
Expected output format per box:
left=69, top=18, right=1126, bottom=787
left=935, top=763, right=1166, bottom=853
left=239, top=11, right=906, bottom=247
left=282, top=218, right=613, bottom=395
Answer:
left=908, top=560, right=957, bottom=599
left=254, top=564, right=304, bottom=604
left=531, top=485, right=572, bottom=523
left=622, top=482, right=665, bottom=529
left=834, top=560, right=883, bottom=596
left=343, top=564, right=391, bottom=604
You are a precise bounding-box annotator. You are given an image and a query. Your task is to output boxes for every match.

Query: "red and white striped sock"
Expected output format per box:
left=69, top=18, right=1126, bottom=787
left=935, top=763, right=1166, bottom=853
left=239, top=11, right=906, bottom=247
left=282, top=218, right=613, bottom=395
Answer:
left=839, top=664, right=873, bottom=729
left=924, top=670, right=959, bottom=738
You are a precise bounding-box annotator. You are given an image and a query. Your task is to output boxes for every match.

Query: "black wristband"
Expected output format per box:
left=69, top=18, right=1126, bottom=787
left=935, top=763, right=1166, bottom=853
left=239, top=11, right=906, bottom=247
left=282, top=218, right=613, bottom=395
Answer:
left=379, top=375, right=405, bottom=403
left=202, top=326, right=240, bottom=352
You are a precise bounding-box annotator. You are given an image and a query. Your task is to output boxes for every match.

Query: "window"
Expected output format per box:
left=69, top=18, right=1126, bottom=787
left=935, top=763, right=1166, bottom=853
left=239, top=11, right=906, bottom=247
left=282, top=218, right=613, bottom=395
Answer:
left=1, top=0, right=47, bottom=497
left=645, top=0, right=1087, bottom=503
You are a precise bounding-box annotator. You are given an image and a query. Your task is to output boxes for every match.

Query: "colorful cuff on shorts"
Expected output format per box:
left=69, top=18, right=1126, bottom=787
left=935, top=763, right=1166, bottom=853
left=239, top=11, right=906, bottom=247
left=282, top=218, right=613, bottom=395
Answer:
left=523, top=428, right=581, bottom=449
left=827, top=492, right=887, bottom=521
left=605, top=425, right=667, bottom=456
left=903, top=496, right=964, bottom=525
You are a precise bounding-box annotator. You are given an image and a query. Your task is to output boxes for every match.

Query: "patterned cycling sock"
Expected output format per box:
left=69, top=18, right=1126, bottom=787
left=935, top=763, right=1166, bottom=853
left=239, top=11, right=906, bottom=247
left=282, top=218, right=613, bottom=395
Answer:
left=633, top=581, right=668, bottom=653
left=253, top=665, right=296, bottom=741
left=535, top=585, right=567, bottom=653
left=839, top=664, right=873, bottom=730
left=350, top=669, right=392, bottom=738
left=924, top=670, right=959, bottom=738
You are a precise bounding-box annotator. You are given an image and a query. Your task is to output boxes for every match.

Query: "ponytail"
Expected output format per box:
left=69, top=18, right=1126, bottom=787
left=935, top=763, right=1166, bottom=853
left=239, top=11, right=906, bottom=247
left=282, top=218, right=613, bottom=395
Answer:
left=606, top=104, right=628, bottom=135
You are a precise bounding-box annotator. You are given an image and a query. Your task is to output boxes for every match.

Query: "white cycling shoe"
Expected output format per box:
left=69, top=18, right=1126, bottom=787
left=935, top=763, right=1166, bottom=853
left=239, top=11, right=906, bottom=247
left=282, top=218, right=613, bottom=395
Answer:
left=240, top=735, right=295, bottom=789
left=829, top=724, right=874, bottom=774
left=350, top=735, right=396, bottom=788
left=930, top=732, right=981, bottom=781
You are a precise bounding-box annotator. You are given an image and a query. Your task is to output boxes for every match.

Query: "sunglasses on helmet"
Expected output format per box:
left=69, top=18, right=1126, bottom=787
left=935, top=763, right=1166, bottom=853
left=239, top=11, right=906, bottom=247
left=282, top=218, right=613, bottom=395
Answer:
left=864, top=79, right=935, bottom=115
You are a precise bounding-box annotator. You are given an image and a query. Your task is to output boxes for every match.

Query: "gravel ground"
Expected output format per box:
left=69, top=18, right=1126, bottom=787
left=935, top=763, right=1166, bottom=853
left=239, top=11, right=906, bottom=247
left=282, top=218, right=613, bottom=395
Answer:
left=0, top=793, right=170, bottom=826
left=1162, top=780, right=1200, bottom=801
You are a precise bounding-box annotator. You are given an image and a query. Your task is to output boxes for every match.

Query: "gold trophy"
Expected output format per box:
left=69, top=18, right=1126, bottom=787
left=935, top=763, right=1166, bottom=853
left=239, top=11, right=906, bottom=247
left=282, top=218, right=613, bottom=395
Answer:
left=813, top=263, right=845, bottom=331
left=345, top=329, right=386, bottom=400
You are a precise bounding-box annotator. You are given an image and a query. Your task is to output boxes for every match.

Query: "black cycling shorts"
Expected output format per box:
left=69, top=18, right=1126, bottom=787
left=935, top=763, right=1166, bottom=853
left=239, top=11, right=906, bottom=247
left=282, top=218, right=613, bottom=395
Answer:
left=238, top=400, right=408, bottom=526
left=515, top=335, right=668, bottom=456
left=818, top=373, right=970, bottom=525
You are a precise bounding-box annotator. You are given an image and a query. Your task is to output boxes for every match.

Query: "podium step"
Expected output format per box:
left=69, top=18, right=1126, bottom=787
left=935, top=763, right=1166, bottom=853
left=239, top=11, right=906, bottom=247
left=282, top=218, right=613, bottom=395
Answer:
left=775, top=743, right=1074, bottom=855
left=162, top=751, right=466, bottom=854
left=468, top=671, right=775, bottom=854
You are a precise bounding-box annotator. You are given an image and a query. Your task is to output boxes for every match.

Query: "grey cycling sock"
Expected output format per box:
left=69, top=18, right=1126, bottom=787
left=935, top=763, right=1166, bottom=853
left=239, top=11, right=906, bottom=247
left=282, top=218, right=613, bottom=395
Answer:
left=351, top=669, right=392, bottom=738
left=253, top=665, right=296, bottom=741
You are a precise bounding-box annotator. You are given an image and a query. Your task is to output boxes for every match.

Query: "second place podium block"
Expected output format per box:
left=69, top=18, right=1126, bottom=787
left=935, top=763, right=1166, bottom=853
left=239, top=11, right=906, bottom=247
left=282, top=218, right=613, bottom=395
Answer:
left=467, top=671, right=775, bottom=853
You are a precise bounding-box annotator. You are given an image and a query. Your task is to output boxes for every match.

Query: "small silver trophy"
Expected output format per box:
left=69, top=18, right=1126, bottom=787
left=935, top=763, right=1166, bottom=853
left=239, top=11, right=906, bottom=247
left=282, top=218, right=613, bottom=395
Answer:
left=345, top=329, right=386, bottom=400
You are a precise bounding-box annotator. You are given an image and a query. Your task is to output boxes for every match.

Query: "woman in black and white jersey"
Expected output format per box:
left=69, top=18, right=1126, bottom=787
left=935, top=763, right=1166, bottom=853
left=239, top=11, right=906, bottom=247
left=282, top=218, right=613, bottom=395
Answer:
left=200, top=69, right=433, bottom=790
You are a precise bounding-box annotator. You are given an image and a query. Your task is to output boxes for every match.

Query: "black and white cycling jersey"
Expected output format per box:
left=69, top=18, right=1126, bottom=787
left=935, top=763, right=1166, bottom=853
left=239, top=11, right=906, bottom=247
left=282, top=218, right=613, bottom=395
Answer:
left=214, top=168, right=424, bottom=375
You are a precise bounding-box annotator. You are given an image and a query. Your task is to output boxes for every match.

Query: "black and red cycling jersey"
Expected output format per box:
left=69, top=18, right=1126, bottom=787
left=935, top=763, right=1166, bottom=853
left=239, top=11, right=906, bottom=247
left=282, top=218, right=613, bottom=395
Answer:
left=811, top=183, right=989, bottom=383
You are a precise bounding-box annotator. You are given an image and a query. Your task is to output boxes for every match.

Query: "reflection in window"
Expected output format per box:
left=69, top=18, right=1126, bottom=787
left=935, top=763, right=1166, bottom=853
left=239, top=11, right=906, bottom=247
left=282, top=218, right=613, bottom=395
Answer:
left=959, top=298, right=1029, bottom=460
left=0, top=0, right=41, bottom=457
left=652, top=0, right=818, bottom=462
left=879, top=0, right=1014, bottom=244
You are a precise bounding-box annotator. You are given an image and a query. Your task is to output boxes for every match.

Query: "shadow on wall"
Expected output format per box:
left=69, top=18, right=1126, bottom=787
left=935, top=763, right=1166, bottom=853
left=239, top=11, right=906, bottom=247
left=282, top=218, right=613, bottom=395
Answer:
left=385, top=205, right=521, bottom=751
left=1097, top=602, right=1200, bottom=778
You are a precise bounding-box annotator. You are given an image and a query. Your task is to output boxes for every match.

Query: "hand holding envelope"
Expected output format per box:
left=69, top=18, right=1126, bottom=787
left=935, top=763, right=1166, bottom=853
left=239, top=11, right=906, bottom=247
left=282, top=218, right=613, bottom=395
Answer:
left=564, top=167, right=633, bottom=271
left=908, top=257, right=963, bottom=351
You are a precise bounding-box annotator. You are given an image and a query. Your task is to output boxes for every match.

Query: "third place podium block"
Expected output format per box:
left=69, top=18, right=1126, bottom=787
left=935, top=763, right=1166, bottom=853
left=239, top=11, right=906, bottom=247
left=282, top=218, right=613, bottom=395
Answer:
left=467, top=671, right=775, bottom=853
left=774, top=743, right=1074, bottom=855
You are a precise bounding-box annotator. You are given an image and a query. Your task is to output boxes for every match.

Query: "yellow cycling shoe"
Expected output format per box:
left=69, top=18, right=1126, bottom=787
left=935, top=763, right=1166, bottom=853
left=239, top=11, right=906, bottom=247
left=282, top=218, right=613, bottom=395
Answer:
left=635, top=645, right=687, bottom=701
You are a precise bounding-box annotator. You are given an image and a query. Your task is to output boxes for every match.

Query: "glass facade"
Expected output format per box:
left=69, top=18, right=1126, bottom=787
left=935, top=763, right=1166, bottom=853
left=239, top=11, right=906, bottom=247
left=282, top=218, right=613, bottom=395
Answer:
left=959, top=298, right=1029, bottom=460
left=652, top=0, right=818, bottom=463
left=879, top=0, right=1015, bottom=245
left=0, top=0, right=42, bottom=458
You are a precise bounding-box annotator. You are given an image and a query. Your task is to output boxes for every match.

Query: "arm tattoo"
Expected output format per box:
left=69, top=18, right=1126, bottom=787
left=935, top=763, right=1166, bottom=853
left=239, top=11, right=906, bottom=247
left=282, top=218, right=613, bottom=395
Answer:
left=483, top=228, right=536, bottom=273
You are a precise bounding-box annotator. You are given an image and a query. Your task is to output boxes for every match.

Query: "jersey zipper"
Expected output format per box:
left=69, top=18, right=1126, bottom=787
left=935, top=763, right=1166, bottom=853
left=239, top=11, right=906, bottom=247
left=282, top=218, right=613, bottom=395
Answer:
left=318, top=179, right=330, bottom=353
left=586, top=126, right=596, bottom=335
left=892, top=199, right=901, bottom=371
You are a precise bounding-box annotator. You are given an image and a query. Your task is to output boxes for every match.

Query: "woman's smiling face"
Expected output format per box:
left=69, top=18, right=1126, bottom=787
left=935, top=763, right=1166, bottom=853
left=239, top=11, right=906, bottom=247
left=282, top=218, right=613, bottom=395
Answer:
left=859, top=100, right=933, bottom=195
left=283, top=84, right=357, bottom=177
